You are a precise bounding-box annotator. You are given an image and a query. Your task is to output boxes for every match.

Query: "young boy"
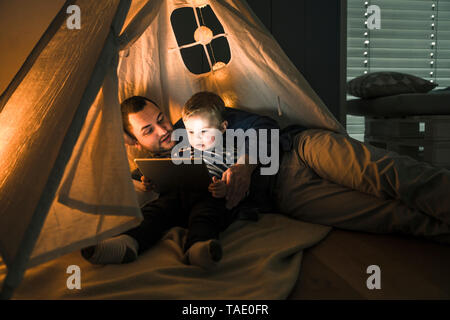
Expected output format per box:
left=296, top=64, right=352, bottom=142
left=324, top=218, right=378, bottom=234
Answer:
left=179, top=92, right=265, bottom=268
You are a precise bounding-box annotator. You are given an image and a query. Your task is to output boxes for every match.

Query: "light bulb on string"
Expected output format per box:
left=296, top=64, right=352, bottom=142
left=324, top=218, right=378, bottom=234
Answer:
left=192, top=0, right=209, bottom=8
left=194, top=26, right=213, bottom=45
left=212, top=62, right=226, bottom=71
left=211, top=62, right=228, bottom=81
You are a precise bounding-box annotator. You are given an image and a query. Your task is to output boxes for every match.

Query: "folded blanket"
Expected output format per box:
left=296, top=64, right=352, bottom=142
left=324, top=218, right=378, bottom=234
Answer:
left=3, top=214, right=331, bottom=299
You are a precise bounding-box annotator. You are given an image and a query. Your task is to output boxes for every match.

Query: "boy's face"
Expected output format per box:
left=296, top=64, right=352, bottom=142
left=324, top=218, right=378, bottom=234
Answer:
left=184, top=113, right=226, bottom=150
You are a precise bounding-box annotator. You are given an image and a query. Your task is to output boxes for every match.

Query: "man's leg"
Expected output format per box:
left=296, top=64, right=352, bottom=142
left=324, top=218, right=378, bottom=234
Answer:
left=82, top=191, right=185, bottom=264
left=125, top=190, right=187, bottom=254
left=275, top=146, right=450, bottom=244
left=294, top=129, right=450, bottom=225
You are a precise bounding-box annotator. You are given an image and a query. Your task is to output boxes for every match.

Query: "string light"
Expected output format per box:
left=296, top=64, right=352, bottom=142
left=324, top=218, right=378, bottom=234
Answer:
left=430, top=2, right=438, bottom=83
left=194, top=26, right=213, bottom=45
left=211, top=62, right=228, bottom=81
left=192, top=0, right=208, bottom=8
left=364, top=2, right=370, bottom=75
left=212, top=62, right=226, bottom=71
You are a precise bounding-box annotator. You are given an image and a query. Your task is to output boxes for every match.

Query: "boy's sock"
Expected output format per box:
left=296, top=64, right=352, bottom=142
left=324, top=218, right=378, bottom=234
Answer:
left=187, top=239, right=223, bottom=269
left=80, top=234, right=139, bottom=265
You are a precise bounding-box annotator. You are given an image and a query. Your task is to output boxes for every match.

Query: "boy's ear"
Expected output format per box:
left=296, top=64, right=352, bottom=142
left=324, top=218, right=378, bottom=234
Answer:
left=220, top=120, right=228, bottom=133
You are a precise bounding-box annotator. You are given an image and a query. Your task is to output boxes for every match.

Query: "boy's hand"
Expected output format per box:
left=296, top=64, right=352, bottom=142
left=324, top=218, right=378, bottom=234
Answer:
left=133, top=176, right=154, bottom=192
left=222, top=161, right=257, bottom=209
left=208, top=176, right=227, bottom=198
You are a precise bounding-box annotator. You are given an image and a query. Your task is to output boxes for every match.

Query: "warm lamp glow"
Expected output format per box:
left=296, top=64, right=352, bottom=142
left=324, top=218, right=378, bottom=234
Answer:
left=221, top=91, right=238, bottom=108
left=194, top=26, right=213, bottom=45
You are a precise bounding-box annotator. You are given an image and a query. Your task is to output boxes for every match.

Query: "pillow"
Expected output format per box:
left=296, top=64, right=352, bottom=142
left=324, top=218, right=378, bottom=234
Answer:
left=347, top=72, right=438, bottom=99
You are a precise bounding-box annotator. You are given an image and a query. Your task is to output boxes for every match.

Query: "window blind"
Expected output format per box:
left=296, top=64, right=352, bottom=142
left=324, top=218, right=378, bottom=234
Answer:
left=346, top=0, right=450, bottom=141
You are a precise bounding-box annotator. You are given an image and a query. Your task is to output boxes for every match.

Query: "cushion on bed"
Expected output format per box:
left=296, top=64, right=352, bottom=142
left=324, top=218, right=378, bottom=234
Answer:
left=347, top=90, right=450, bottom=117
left=347, top=72, right=438, bottom=99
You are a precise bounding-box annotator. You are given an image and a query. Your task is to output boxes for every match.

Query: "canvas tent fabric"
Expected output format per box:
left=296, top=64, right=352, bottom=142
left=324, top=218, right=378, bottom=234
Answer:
left=117, top=0, right=346, bottom=131
left=0, top=0, right=344, bottom=297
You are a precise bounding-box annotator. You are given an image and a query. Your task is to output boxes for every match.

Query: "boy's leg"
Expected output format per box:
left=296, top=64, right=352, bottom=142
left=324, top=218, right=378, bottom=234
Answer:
left=184, top=196, right=234, bottom=268
left=294, top=129, right=450, bottom=225
left=275, top=146, right=450, bottom=245
left=184, top=196, right=231, bottom=251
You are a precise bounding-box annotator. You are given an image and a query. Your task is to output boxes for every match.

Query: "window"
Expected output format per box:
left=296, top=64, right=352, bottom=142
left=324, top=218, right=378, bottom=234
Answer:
left=347, top=0, right=450, bottom=141
left=170, top=5, right=231, bottom=75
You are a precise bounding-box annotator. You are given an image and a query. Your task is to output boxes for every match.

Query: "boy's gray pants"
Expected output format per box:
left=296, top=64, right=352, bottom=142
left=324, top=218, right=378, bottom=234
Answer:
left=275, top=129, right=450, bottom=244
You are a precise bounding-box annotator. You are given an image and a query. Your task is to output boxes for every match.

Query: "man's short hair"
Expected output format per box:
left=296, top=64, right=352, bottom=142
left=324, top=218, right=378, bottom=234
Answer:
left=121, top=96, right=159, bottom=138
left=182, top=91, right=225, bottom=125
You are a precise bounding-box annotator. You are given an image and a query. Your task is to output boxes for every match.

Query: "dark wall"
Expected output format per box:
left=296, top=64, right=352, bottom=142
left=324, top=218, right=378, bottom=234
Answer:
left=247, top=0, right=347, bottom=125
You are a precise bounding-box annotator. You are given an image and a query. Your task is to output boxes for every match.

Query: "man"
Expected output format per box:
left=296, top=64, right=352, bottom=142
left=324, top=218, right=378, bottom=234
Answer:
left=82, top=92, right=450, bottom=265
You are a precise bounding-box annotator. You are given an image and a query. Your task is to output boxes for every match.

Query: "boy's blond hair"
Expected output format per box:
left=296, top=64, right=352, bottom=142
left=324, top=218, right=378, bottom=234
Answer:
left=182, top=91, right=225, bottom=125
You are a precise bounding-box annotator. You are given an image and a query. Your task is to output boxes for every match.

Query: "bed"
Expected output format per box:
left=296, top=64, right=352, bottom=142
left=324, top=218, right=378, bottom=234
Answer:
left=347, top=88, right=450, bottom=169
left=3, top=125, right=450, bottom=300
left=1, top=213, right=331, bottom=299
left=289, top=229, right=450, bottom=299
left=347, top=87, right=450, bottom=117
left=3, top=214, right=450, bottom=300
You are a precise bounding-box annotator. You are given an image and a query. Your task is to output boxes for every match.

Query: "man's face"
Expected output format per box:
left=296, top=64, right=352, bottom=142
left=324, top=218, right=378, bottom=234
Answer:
left=128, top=101, right=175, bottom=153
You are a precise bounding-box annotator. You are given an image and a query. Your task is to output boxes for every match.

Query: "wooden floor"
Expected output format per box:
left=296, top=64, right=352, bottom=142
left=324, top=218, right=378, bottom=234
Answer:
left=288, top=229, right=450, bottom=299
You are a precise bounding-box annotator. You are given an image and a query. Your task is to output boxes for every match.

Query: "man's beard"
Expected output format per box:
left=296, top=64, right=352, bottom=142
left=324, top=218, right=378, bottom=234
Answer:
left=153, top=132, right=174, bottom=158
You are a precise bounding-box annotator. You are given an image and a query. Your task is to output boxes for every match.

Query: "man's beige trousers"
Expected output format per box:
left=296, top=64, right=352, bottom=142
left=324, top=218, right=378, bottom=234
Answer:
left=275, top=129, right=450, bottom=244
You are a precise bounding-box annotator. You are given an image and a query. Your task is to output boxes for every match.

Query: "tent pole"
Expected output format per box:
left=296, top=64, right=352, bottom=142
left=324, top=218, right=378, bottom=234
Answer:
left=0, top=0, right=131, bottom=299
left=0, top=0, right=76, bottom=301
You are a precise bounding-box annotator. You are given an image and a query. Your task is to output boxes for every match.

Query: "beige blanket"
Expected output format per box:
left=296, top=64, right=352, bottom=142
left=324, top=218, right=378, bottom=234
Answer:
left=3, top=214, right=330, bottom=299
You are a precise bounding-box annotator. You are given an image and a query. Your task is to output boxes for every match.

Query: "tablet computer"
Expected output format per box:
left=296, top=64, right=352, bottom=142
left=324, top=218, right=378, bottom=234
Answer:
left=134, top=158, right=212, bottom=193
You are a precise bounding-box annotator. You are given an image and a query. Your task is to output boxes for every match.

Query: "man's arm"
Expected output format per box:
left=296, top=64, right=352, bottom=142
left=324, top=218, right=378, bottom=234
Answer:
left=226, top=109, right=280, bottom=165
left=222, top=108, right=280, bottom=208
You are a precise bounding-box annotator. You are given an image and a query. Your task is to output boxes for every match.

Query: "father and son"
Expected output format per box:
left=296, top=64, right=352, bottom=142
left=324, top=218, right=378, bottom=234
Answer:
left=81, top=91, right=450, bottom=268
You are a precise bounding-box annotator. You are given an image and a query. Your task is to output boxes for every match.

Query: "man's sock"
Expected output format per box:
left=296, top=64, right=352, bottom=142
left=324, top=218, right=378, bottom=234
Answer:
left=187, top=239, right=223, bottom=269
left=80, top=234, right=139, bottom=265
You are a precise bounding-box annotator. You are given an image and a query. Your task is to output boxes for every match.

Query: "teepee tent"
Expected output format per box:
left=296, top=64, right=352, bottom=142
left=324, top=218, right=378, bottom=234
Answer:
left=0, top=0, right=345, bottom=298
